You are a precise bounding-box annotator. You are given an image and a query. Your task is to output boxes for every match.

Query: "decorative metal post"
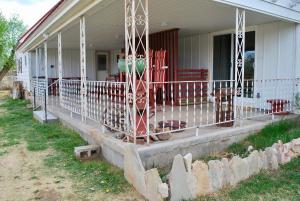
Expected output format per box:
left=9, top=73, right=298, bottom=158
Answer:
left=44, top=41, right=48, bottom=105
left=35, top=48, right=39, bottom=87
left=124, top=0, right=150, bottom=144
left=80, top=16, right=87, bottom=122
left=234, top=8, right=245, bottom=126
left=58, top=32, right=63, bottom=106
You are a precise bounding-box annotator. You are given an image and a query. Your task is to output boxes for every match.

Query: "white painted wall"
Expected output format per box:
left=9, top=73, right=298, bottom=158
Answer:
left=295, top=24, right=300, bottom=79
left=30, top=48, right=96, bottom=80
left=255, top=21, right=296, bottom=80
left=179, top=34, right=209, bottom=69
left=16, top=51, right=31, bottom=91
left=179, top=21, right=298, bottom=80
left=110, top=49, right=121, bottom=75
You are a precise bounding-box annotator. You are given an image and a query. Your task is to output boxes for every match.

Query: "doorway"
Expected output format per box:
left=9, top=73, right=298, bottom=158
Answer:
left=213, top=34, right=232, bottom=81
left=213, top=31, right=256, bottom=96
left=96, top=52, right=109, bottom=81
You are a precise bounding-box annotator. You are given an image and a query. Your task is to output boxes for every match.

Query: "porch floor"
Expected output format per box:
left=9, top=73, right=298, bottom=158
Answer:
left=46, top=96, right=297, bottom=169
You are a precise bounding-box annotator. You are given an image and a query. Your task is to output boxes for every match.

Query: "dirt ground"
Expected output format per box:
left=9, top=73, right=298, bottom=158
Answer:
left=0, top=143, right=144, bottom=201
left=0, top=91, right=144, bottom=201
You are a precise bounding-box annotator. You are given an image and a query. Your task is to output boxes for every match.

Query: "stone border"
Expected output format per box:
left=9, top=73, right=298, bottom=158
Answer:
left=124, top=138, right=300, bottom=201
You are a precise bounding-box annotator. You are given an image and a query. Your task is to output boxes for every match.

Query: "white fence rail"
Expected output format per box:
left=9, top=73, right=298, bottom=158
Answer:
left=32, top=78, right=299, bottom=142
left=149, top=80, right=236, bottom=136
left=86, top=81, right=127, bottom=132
left=31, top=79, right=46, bottom=110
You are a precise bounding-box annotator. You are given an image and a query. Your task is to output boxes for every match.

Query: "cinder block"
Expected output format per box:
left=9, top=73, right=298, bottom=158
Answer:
left=74, top=145, right=101, bottom=160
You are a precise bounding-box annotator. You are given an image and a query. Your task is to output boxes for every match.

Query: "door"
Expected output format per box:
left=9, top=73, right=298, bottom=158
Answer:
left=96, top=52, right=109, bottom=81
left=213, top=34, right=232, bottom=81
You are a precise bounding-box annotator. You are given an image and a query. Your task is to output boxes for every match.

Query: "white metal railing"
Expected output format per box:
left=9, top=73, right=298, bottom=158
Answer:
left=31, top=79, right=46, bottom=110
left=61, top=79, right=81, bottom=114
left=59, top=80, right=128, bottom=133
left=242, top=78, right=296, bottom=120
left=86, top=81, right=127, bottom=132
left=149, top=80, right=236, bottom=136
left=35, top=78, right=298, bottom=142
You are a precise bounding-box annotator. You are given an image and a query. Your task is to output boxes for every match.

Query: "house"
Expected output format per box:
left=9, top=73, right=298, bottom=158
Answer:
left=16, top=0, right=300, bottom=169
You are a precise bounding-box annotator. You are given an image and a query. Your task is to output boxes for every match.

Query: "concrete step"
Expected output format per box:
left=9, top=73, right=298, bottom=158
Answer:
left=33, top=110, right=58, bottom=124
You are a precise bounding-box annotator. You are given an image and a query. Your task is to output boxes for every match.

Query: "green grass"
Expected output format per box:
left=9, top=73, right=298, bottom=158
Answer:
left=195, top=119, right=300, bottom=201
left=227, top=120, right=300, bottom=157
left=0, top=97, right=129, bottom=194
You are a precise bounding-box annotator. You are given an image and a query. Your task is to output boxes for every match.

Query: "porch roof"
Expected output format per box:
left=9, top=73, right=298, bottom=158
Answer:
left=18, top=0, right=299, bottom=52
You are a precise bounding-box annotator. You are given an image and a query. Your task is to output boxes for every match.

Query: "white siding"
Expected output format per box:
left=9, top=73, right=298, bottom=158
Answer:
left=110, top=49, right=121, bottom=75
left=295, top=24, right=300, bottom=79
left=16, top=51, right=31, bottom=91
left=256, top=21, right=296, bottom=80
left=30, top=48, right=96, bottom=80
left=179, top=33, right=209, bottom=69
left=179, top=21, right=298, bottom=80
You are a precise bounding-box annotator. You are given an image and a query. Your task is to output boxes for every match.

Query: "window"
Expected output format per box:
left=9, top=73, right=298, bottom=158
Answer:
left=18, top=58, right=22, bottom=73
left=97, top=54, right=107, bottom=71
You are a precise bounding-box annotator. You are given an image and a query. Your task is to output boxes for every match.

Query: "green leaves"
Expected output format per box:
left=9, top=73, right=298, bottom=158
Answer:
left=0, top=12, right=26, bottom=70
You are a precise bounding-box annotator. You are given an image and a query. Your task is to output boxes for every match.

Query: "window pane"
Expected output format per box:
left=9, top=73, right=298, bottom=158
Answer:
left=97, top=54, right=107, bottom=71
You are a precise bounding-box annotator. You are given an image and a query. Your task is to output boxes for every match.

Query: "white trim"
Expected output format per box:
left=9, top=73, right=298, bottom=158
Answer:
left=213, top=0, right=300, bottom=23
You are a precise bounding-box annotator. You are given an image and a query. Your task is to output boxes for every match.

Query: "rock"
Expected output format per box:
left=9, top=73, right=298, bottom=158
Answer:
left=183, top=153, right=193, bottom=173
left=169, top=154, right=193, bottom=201
left=221, top=158, right=235, bottom=186
left=145, top=169, right=165, bottom=201
left=229, top=156, right=249, bottom=185
left=291, top=138, right=300, bottom=154
left=208, top=160, right=224, bottom=192
left=248, top=146, right=254, bottom=152
left=284, top=142, right=299, bottom=159
left=258, top=150, right=268, bottom=170
left=158, top=183, right=169, bottom=199
left=124, top=145, right=147, bottom=197
left=246, top=150, right=261, bottom=176
left=272, top=141, right=291, bottom=164
left=191, top=160, right=211, bottom=196
left=265, top=147, right=279, bottom=170
left=284, top=142, right=292, bottom=151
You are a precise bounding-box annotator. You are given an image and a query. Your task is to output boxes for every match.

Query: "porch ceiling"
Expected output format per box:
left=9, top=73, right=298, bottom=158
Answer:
left=47, top=0, right=279, bottom=50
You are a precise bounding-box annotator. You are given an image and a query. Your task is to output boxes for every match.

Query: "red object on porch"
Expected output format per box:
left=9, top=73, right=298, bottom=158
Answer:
left=154, top=50, right=167, bottom=88
left=267, top=99, right=290, bottom=115
left=174, top=68, right=209, bottom=105
left=149, top=29, right=179, bottom=102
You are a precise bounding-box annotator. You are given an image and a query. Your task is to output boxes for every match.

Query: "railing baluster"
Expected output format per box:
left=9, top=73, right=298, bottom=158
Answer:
left=154, top=84, right=157, bottom=131
left=193, top=82, right=196, bottom=127
left=179, top=83, right=182, bottom=130
left=171, top=83, right=174, bottom=132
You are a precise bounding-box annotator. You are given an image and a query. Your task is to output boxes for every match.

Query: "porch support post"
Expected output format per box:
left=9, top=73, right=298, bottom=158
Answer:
left=234, top=8, right=245, bottom=126
left=58, top=32, right=63, bottom=106
left=124, top=0, right=150, bottom=144
left=35, top=48, right=38, bottom=84
left=145, top=0, right=150, bottom=144
left=44, top=41, right=48, bottom=105
left=80, top=16, right=87, bottom=122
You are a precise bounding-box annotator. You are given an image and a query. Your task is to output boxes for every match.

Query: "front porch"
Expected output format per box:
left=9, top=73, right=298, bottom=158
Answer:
left=28, top=0, right=300, bottom=168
